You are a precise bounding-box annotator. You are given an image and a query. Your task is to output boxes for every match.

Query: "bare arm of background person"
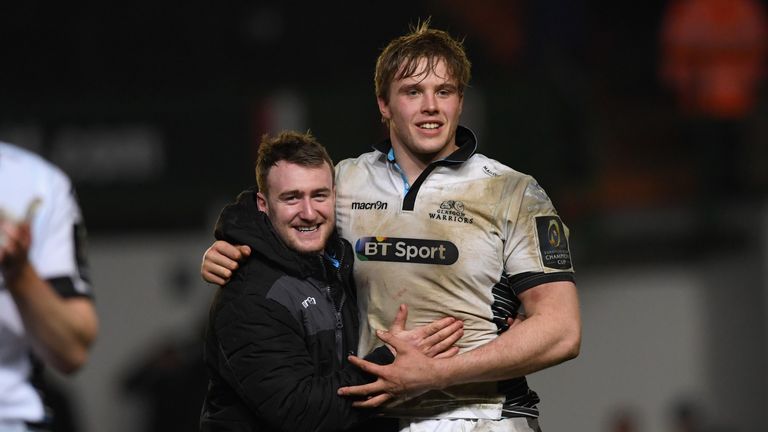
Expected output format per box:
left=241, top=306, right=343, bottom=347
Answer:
left=0, top=220, right=98, bottom=374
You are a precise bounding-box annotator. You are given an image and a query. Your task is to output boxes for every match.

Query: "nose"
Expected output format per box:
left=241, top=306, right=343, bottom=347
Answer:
left=298, top=197, right=317, bottom=220
left=421, top=91, right=438, bottom=113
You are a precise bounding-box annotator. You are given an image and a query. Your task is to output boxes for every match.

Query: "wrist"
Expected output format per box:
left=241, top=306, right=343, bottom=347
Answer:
left=2, top=261, right=34, bottom=291
left=431, top=359, right=452, bottom=390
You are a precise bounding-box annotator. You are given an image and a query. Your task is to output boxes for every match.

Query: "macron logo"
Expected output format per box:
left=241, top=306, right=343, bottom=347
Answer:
left=301, top=297, right=317, bottom=308
left=351, top=201, right=388, bottom=210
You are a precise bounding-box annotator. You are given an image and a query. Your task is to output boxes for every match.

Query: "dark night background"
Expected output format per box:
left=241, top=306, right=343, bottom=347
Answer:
left=2, top=1, right=767, bottom=431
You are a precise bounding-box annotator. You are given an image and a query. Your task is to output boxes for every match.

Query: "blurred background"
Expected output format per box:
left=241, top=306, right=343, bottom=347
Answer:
left=2, top=0, right=768, bottom=431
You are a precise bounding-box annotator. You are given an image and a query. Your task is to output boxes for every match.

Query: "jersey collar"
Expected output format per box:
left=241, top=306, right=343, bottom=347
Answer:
left=372, top=125, right=478, bottom=165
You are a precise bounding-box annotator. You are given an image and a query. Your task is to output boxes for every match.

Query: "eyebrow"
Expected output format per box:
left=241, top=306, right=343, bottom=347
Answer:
left=397, top=82, right=458, bottom=93
left=399, top=83, right=422, bottom=93
left=437, top=83, right=458, bottom=91
left=277, top=187, right=332, bottom=199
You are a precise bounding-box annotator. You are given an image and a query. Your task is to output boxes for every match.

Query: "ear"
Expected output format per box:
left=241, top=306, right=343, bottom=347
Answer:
left=376, top=96, right=391, bottom=121
left=256, top=192, right=268, bottom=212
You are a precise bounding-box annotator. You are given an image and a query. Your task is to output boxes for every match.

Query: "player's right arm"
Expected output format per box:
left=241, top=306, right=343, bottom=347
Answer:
left=200, top=240, right=250, bottom=285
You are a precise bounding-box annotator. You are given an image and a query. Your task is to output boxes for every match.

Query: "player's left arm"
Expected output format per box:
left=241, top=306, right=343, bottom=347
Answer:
left=451, top=177, right=582, bottom=382
left=338, top=279, right=580, bottom=405
left=425, top=279, right=580, bottom=386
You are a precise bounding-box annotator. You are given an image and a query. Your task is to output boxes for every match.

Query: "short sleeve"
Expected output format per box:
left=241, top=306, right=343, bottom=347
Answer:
left=502, top=176, right=574, bottom=278
left=29, top=171, right=92, bottom=298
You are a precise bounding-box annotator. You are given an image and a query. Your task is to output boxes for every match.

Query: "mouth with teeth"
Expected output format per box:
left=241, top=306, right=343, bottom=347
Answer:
left=295, top=225, right=319, bottom=233
left=418, top=122, right=441, bottom=130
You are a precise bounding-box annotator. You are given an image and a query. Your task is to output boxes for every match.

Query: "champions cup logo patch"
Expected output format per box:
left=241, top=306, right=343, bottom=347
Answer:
left=535, top=216, right=572, bottom=270
left=428, top=200, right=474, bottom=224
left=355, top=236, right=458, bottom=265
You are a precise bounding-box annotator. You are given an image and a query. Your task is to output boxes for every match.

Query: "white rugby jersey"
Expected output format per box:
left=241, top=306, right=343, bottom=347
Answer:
left=335, top=127, right=575, bottom=420
left=0, top=142, right=92, bottom=423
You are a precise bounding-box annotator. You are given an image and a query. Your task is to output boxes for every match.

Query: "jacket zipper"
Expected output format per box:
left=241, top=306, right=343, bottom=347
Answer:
left=325, top=285, right=346, bottom=365
left=324, top=239, right=347, bottom=365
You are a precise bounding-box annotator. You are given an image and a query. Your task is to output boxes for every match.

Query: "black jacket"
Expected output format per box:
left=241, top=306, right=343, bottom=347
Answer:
left=200, top=189, right=393, bottom=432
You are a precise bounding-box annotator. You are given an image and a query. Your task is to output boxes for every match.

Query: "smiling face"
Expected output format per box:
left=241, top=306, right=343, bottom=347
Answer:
left=378, top=57, right=464, bottom=166
left=256, top=161, right=335, bottom=255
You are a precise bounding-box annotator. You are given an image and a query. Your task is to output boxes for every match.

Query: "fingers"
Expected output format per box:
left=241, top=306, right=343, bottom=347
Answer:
left=337, top=364, right=388, bottom=397
left=337, top=380, right=382, bottom=397
left=201, top=270, right=227, bottom=286
left=201, top=241, right=246, bottom=284
left=506, top=313, right=526, bottom=329
left=212, top=242, right=244, bottom=269
left=421, top=319, right=463, bottom=346
left=389, top=304, right=408, bottom=333
left=201, top=256, right=233, bottom=285
left=0, top=219, right=12, bottom=262
left=0, top=223, right=10, bottom=262
left=375, top=329, right=400, bottom=350
left=351, top=393, right=392, bottom=408
left=433, top=346, right=459, bottom=359
left=0, top=222, right=29, bottom=253
left=215, top=241, right=248, bottom=261
left=422, top=321, right=463, bottom=357
left=346, top=354, right=386, bottom=379
left=416, top=316, right=457, bottom=340
left=236, top=245, right=252, bottom=257
left=24, top=198, right=42, bottom=222
left=0, top=222, right=30, bottom=269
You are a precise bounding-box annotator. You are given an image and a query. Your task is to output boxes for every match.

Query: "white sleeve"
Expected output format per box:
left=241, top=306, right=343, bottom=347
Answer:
left=29, top=170, right=92, bottom=298
left=503, top=176, right=574, bottom=277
